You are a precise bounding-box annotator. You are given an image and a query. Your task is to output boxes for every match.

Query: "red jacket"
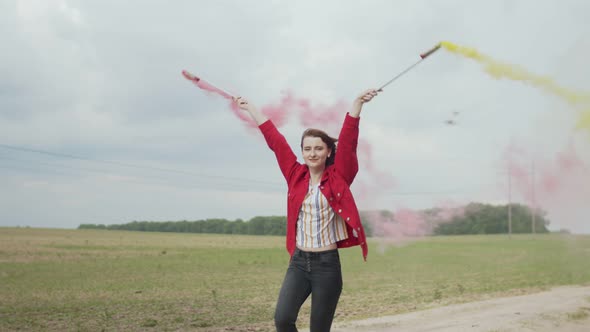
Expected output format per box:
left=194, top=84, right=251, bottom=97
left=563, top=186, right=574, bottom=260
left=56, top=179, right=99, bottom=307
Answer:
left=258, top=113, right=368, bottom=260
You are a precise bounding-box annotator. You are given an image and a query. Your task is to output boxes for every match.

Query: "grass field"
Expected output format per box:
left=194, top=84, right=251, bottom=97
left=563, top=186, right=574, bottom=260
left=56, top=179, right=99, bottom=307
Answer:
left=1, top=228, right=589, bottom=331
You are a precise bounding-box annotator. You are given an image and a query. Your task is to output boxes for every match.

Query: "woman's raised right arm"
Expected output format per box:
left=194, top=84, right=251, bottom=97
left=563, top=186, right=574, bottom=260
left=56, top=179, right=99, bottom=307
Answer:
left=233, top=96, right=268, bottom=125
left=233, top=96, right=300, bottom=183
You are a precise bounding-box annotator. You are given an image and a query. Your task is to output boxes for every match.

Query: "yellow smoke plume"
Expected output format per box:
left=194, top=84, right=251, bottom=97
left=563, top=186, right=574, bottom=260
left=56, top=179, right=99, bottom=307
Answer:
left=439, top=41, right=590, bottom=134
left=578, top=110, right=590, bottom=130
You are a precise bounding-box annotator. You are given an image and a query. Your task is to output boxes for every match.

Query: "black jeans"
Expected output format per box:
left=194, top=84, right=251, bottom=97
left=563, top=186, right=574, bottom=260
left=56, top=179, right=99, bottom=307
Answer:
left=274, top=248, right=343, bottom=332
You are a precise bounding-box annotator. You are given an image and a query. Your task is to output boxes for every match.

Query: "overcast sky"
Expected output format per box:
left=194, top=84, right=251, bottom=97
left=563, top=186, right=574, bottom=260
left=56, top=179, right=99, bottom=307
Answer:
left=1, top=0, right=589, bottom=234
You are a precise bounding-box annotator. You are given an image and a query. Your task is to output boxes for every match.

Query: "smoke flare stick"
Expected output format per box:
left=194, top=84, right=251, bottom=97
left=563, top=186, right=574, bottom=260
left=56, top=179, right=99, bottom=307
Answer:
left=182, top=70, right=234, bottom=99
left=420, top=44, right=442, bottom=59
left=181, top=70, right=200, bottom=82
left=182, top=69, right=256, bottom=125
left=378, top=43, right=441, bottom=91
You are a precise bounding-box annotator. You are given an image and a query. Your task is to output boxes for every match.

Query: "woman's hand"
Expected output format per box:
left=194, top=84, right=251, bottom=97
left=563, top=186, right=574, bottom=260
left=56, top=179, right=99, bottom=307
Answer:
left=355, top=89, right=379, bottom=105
left=233, top=96, right=255, bottom=112
left=351, top=89, right=379, bottom=117
left=232, top=96, right=268, bottom=125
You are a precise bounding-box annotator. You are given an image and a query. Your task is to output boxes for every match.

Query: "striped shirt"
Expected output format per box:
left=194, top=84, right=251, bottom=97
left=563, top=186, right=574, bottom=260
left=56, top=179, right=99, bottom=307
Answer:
left=296, top=183, right=348, bottom=249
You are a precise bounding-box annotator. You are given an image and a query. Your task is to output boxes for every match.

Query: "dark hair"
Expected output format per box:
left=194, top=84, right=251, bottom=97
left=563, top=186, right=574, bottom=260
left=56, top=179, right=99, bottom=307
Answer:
left=300, top=128, right=338, bottom=166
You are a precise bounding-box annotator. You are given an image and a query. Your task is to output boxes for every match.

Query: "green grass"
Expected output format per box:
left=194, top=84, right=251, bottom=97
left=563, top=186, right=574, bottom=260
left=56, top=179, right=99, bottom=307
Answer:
left=1, top=228, right=589, bottom=331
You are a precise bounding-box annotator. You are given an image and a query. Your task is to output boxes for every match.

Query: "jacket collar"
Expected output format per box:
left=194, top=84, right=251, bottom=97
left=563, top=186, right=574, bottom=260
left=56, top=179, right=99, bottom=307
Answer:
left=303, top=165, right=331, bottom=184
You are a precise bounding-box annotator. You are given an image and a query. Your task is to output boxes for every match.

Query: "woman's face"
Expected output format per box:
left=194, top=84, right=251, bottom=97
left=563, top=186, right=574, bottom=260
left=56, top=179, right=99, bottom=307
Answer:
left=301, top=136, right=331, bottom=170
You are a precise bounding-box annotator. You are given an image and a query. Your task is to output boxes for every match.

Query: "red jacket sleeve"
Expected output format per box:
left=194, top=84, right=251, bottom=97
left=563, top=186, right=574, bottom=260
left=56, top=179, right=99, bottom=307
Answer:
left=333, top=113, right=360, bottom=185
left=258, top=120, right=300, bottom=183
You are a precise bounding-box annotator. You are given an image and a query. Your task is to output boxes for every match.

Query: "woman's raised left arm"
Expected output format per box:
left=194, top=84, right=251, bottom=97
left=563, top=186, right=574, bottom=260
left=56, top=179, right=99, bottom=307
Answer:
left=349, top=89, right=379, bottom=118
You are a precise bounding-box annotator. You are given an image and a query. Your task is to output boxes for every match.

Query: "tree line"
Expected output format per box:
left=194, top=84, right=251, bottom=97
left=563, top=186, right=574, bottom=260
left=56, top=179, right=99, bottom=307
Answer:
left=79, top=216, right=287, bottom=235
left=432, top=202, right=549, bottom=235
left=78, top=203, right=549, bottom=236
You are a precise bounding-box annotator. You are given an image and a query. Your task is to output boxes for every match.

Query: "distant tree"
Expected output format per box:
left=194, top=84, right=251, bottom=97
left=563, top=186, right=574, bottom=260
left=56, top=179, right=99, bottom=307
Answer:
left=232, top=219, right=247, bottom=234
left=434, top=203, right=550, bottom=235
left=247, top=217, right=267, bottom=235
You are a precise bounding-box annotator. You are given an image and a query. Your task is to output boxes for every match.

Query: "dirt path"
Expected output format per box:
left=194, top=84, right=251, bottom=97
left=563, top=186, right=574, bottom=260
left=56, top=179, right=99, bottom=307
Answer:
left=311, top=286, right=590, bottom=332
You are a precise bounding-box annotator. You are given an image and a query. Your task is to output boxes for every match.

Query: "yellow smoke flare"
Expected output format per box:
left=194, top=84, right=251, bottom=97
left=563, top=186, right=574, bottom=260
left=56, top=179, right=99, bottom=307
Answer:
left=439, top=41, right=590, bottom=133
left=578, top=110, right=590, bottom=130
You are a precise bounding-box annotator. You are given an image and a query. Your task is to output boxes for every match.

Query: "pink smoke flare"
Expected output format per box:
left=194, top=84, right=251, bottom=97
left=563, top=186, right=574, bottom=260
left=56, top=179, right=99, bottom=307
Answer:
left=182, top=70, right=255, bottom=126
left=502, top=140, right=590, bottom=233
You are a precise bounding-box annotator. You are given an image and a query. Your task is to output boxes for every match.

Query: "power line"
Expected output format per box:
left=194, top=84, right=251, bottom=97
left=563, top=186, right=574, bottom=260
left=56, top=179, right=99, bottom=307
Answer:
left=0, top=159, right=282, bottom=192
left=1, top=145, right=506, bottom=195
left=0, top=144, right=520, bottom=196
left=0, top=143, right=283, bottom=188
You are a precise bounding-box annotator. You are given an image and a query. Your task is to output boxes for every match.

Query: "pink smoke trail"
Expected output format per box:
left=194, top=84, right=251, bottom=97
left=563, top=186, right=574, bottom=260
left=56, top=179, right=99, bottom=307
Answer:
left=183, top=71, right=333, bottom=130
left=357, top=139, right=397, bottom=194
left=258, top=92, right=298, bottom=128
left=296, top=99, right=347, bottom=131
left=365, top=203, right=465, bottom=252
left=502, top=141, right=590, bottom=232
left=503, top=141, right=589, bottom=203
left=182, top=70, right=256, bottom=126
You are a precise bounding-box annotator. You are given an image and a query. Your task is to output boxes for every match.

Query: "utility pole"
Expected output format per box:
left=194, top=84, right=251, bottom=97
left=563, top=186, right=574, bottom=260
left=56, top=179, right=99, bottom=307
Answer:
left=508, top=165, right=512, bottom=238
left=531, top=160, right=536, bottom=234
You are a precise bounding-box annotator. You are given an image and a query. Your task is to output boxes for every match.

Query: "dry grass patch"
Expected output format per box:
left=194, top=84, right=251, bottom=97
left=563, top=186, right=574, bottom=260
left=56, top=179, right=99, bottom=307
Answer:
left=567, top=307, right=590, bottom=321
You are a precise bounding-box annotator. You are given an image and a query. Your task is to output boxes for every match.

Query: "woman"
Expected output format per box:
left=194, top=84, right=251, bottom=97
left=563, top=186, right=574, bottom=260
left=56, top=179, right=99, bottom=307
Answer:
left=234, top=89, right=378, bottom=332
